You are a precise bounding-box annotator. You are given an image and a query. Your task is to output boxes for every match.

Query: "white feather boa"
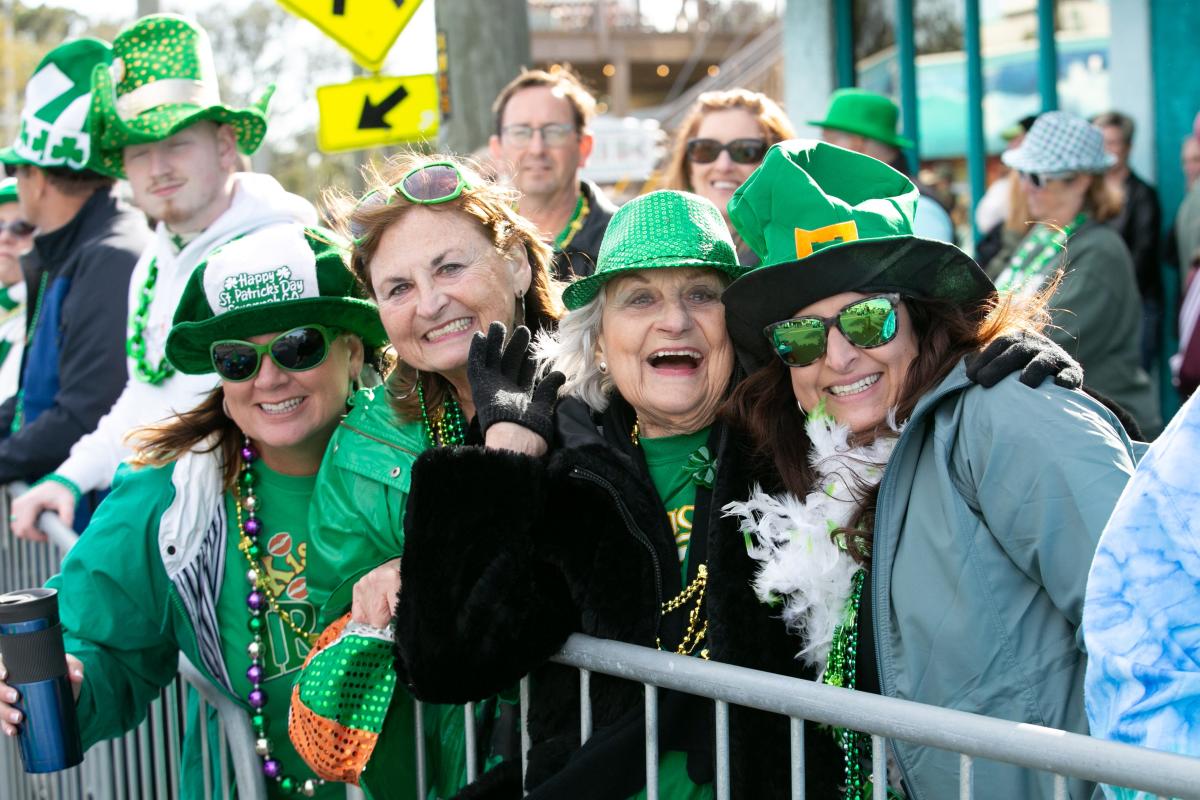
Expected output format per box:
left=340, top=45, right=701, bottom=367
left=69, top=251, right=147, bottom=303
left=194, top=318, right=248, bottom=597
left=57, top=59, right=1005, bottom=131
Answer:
left=723, top=411, right=899, bottom=678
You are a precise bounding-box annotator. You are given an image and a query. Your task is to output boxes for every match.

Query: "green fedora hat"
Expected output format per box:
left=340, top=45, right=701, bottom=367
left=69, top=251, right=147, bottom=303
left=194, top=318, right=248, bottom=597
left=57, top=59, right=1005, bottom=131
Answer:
left=166, top=223, right=387, bottom=375
left=562, top=189, right=743, bottom=310
left=0, top=38, right=115, bottom=175
left=88, top=14, right=273, bottom=178
left=808, top=88, right=913, bottom=151
left=722, top=140, right=993, bottom=372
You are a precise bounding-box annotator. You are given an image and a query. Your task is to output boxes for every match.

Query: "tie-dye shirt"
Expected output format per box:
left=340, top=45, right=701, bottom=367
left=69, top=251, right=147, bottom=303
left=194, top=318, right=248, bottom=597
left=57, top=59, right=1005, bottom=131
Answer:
left=1084, top=393, right=1200, bottom=798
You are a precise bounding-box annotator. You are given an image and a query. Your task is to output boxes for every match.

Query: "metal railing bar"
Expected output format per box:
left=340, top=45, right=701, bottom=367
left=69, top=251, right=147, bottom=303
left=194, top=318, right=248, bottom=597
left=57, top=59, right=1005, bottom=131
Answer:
left=151, top=694, right=169, bottom=800
left=644, top=684, right=659, bottom=800
left=464, top=701, right=478, bottom=783
left=177, top=657, right=264, bottom=800
left=413, top=697, right=427, bottom=800
left=219, top=721, right=232, bottom=800
left=199, top=696, right=213, bottom=800
left=872, top=735, right=886, bottom=800
left=1054, top=773, right=1067, bottom=800
left=520, top=677, right=530, bottom=797
left=7, top=482, right=79, bottom=554
left=714, top=699, right=729, bottom=800
left=551, top=635, right=1200, bottom=798
left=959, top=753, right=974, bottom=800
left=579, top=668, right=592, bottom=744
left=789, top=716, right=805, bottom=800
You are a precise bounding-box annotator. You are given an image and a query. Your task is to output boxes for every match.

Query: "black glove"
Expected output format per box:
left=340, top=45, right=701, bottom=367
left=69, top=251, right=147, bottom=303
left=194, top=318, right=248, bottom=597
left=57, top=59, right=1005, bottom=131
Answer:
left=467, top=321, right=566, bottom=443
left=965, top=331, right=1084, bottom=390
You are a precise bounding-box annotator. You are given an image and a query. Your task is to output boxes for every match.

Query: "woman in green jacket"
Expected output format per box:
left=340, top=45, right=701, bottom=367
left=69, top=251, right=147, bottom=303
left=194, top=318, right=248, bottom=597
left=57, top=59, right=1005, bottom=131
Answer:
left=720, top=142, right=1139, bottom=800
left=289, top=154, right=562, bottom=796
left=0, top=223, right=387, bottom=800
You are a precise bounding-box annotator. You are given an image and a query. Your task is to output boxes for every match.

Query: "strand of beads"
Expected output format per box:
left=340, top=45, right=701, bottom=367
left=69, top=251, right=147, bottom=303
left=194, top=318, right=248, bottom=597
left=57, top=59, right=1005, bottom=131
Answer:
left=235, top=439, right=321, bottom=797
left=126, top=258, right=175, bottom=385
left=656, top=564, right=709, bottom=659
left=417, top=381, right=467, bottom=447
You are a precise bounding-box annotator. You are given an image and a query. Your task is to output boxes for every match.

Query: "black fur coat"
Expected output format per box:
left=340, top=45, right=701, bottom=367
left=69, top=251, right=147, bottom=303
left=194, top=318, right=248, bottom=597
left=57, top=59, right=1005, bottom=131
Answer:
left=394, top=396, right=841, bottom=799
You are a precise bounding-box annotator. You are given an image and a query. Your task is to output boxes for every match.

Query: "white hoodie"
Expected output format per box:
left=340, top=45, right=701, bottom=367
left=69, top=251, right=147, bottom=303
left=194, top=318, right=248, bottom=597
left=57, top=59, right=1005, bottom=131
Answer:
left=55, top=172, right=318, bottom=494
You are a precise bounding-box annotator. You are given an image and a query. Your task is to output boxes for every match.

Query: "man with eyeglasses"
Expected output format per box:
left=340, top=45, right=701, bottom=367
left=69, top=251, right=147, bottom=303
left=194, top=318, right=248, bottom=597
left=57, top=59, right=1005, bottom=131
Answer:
left=489, top=67, right=617, bottom=279
left=10, top=15, right=317, bottom=541
left=0, top=38, right=149, bottom=527
left=0, top=178, right=34, bottom=401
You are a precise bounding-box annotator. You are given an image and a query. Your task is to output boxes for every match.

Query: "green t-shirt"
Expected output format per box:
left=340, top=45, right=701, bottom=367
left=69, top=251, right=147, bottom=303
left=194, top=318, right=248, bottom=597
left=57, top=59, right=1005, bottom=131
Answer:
left=218, top=464, right=335, bottom=800
left=634, top=428, right=714, bottom=800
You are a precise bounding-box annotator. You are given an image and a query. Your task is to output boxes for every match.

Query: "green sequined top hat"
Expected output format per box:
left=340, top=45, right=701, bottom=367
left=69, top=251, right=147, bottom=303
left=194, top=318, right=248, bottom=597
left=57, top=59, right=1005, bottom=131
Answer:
left=722, top=140, right=993, bottom=371
left=808, top=88, right=914, bottom=151
left=0, top=38, right=114, bottom=175
left=561, top=189, right=743, bottom=310
left=88, top=14, right=274, bottom=179
left=0, top=179, right=17, bottom=205
left=165, top=223, right=387, bottom=375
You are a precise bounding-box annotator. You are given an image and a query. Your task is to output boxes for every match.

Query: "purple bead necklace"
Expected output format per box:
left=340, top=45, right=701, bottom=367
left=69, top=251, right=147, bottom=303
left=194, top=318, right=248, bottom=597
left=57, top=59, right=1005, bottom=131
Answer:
left=235, top=438, right=322, bottom=797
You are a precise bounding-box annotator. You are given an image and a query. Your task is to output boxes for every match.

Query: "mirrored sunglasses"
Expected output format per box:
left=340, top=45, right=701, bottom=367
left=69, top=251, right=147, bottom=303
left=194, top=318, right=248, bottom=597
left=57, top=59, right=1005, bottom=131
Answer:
left=0, top=220, right=35, bottom=237
left=348, top=162, right=471, bottom=244
left=765, top=294, right=901, bottom=368
left=685, top=138, right=769, bottom=165
left=210, top=325, right=339, bottom=383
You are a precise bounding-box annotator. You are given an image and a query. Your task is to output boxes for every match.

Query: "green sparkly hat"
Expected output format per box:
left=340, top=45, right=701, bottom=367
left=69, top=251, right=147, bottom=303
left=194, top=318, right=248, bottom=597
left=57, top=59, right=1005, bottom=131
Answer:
left=0, top=179, right=17, bottom=205
left=561, top=190, right=743, bottom=310
left=165, top=223, right=387, bottom=375
left=808, top=88, right=913, bottom=150
left=0, top=38, right=114, bottom=174
left=88, top=14, right=273, bottom=178
left=722, top=140, right=993, bottom=371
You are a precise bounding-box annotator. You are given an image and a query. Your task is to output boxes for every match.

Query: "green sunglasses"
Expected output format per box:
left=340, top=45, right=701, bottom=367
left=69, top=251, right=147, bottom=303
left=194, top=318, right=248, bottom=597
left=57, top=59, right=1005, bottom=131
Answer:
left=764, top=294, right=901, bottom=368
left=349, top=161, right=471, bottom=245
left=210, top=324, right=341, bottom=382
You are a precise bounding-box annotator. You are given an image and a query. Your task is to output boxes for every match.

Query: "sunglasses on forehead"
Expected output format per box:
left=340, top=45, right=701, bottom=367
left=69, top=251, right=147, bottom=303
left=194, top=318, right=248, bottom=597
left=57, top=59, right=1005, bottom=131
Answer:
left=210, top=325, right=341, bottom=382
left=0, top=220, right=35, bottom=237
left=685, top=138, right=769, bottom=165
left=765, top=294, right=901, bottom=368
left=348, top=162, right=472, bottom=245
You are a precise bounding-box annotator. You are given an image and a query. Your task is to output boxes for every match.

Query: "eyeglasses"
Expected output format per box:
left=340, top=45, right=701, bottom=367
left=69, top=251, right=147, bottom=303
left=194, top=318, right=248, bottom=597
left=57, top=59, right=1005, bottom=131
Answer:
left=0, top=220, right=34, bottom=237
left=685, top=138, right=769, bottom=165
left=500, top=123, right=577, bottom=147
left=348, top=162, right=471, bottom=244
left=765, top=294, right=901, bottom=368
left=210, top=325, right=340, bottom=382
left=1021, top=170, right=1079, bottom=188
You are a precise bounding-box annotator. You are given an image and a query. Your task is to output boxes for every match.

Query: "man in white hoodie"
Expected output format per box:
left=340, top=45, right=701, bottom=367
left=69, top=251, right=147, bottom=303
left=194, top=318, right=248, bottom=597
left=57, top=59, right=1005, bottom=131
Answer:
left=11, top=14, right=317, bottom=539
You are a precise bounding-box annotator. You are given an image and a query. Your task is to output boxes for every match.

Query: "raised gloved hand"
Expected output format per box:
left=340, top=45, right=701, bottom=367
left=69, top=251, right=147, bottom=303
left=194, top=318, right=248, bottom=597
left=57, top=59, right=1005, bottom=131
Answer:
left=965, top=331, right=1084, bottom=390
left=467, top=321, right=565, bottom=443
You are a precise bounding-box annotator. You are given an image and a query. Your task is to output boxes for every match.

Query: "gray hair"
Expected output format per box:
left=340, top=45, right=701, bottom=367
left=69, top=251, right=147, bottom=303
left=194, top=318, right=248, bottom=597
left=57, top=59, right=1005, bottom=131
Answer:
left=533, top=286, right=613, bottom=412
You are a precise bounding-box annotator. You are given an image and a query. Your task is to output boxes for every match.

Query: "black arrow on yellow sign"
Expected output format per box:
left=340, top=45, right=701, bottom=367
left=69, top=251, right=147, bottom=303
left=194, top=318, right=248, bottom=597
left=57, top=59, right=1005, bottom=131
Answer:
left=332, top=0, right=405, bottom=15
left=359, top=84, right=409, bottom=129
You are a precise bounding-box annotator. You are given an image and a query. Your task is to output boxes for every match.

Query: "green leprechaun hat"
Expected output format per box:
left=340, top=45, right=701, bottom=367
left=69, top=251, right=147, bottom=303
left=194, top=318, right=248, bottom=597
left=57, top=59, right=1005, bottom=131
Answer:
left=165, top=223, right=386, bottom=375
left=562, top=189, right=743, bottom=310
left=808, top=88, right=913, bottom=150
left=722, top=140, right=993, bottom=371
left=88, top=14, right=273, bottom=178
left=0, top=38, right=114, bottom=175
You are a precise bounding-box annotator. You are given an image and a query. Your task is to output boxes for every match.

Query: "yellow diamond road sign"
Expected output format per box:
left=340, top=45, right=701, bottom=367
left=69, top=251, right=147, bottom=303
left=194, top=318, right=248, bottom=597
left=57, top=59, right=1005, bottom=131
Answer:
left=316, top=74, right=439, bottom=153
left=277, top=0, right=423, bottom=72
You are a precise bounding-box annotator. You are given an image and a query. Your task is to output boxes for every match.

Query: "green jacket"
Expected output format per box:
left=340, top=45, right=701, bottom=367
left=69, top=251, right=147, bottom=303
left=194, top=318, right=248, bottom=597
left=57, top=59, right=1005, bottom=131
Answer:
left=871, top=361, right=1139, bottom=800
left=307, top=388, right=478, bottom=799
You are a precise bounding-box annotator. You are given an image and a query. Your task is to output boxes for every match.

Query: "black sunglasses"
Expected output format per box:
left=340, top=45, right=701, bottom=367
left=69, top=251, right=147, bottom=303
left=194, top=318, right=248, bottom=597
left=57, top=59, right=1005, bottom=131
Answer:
left=685, top=138, right=769, bottom=165
left=1021, top=170, right=1079, bottom=188
left=765, top=294, right=902, bottom=367
left=0, top=220, right=35, bottom=237
left=210, top=325, right=339, bottom=382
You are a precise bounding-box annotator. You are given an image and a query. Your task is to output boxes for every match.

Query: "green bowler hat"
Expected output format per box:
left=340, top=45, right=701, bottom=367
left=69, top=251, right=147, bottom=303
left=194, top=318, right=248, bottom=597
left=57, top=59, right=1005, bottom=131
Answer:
left=166, top=223, right=387, bottom=375
left=722, top=140, right=993, bottom=371
left=562, top=189, right=743, bottom=310
left=88, top=14, right=273, bottom=178
left=0, top=38, right=114, bottom=174
left=808, top=88, right=913, bottom=150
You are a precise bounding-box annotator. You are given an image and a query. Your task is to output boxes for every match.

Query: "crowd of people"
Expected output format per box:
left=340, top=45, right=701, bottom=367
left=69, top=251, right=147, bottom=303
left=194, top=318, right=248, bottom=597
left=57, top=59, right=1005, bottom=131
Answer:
left=0, top=10, right=1196, bottom=800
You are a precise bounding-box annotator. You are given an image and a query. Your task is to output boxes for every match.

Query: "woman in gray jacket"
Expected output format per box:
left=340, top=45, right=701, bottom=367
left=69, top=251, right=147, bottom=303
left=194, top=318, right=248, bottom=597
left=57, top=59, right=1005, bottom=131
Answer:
left=719, top=141, right=1140, bottom=800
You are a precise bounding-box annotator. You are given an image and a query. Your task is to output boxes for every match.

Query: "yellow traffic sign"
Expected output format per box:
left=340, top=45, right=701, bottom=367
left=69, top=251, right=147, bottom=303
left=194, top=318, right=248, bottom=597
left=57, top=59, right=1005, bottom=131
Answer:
left=277, top=0, right=423, bottom=72
left=316, top=74, right=439, bottom=153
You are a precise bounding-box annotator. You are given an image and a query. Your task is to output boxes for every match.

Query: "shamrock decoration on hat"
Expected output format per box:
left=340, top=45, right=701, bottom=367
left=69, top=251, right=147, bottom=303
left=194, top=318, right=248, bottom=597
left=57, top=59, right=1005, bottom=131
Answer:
left=808, top=88, right=913, bottom=151
left=721, top=140, right=993, bottom=371
left=0, top=39, right=114, bottom=175
left=88, top=14, right=274, bottom=178
left=562, top=190, right=744, bottom=310
left=165, top=223, right=386, bottom=375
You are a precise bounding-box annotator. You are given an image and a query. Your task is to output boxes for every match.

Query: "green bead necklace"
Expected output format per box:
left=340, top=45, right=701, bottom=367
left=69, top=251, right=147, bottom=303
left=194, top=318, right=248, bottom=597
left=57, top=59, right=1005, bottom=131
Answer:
left=417, top=380, right=467, bottom=447
left=126, top=257, right=175, bottom=385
